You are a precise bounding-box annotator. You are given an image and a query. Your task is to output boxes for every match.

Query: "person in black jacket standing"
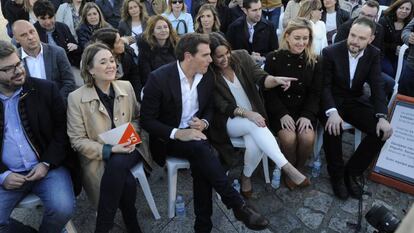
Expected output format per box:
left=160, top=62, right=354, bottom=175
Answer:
left=226, top=0, right=278, bottom=64
left=33, top=0, right=82, bottom=67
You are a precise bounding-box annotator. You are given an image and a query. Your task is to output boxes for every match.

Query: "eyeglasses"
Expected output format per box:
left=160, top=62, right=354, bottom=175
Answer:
left=171, top=0, right=183, bottom=4
left=0, top=61, right=24, bottom=74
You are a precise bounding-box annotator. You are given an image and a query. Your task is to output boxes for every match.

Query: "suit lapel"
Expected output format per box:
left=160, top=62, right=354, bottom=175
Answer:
left=168, top=64, right=182, bottom=121
left=352, top=49, right=368, bottom=88
left=340, top=42, right=351, bottom=88
left=42, top=44, right=52, bottom=81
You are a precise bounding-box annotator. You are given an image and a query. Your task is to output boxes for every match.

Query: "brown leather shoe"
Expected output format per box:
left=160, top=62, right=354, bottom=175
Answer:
left=233, top=204, right=269, bottom=230
left=284, top=177, right=311, bottom=191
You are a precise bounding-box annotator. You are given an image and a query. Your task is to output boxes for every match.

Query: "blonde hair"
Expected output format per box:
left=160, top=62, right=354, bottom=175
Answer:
left=121, top=0, right=149, bottom=22
left=151, top=0, right=167, bottom=14
left=280, top=18, right=317, bottom=67
left=297, top=0, right=322, bottom=19
left=194, top=4, right=221, bottom=33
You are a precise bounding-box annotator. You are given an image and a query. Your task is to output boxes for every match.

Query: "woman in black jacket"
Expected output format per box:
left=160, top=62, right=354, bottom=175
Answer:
left=321, top=0, right=349, bottom=44
left=137, top=15, right=179, bottom=85
left=91, top=28, right=142, bottom=99
left=76, top=2, right=111, bottom=50
left=264, top=18, right=322, bottom=188
left=379, top=0, right=413, bottom=77
left=118, top=0, right=148, bottom=44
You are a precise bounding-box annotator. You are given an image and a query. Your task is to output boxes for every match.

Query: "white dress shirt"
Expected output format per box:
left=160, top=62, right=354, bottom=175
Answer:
left=325, top=50, right=365, bottom=116
left=169, top=61, right=203, bottom=139
left=21, top=44, right=47, bottom=80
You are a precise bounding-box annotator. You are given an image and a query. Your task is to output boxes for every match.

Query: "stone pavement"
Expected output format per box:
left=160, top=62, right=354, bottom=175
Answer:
left=10, top=132, right=414, bottom=233
left=1, top=8, right=413, bottom=233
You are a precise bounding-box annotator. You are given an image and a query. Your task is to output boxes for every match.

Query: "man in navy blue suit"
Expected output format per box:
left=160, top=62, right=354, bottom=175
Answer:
left=141, top=33, right=269, bottom=233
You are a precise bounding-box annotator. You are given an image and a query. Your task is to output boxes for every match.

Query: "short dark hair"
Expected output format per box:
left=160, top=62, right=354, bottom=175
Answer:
left=0, top=40, right=16, bottom=60
left=352, top=17, right=376, bottom=35
left=91, top=28, right=119, bottom=50
left=243, top=0, right=260, bottom=9
left=175, top=33, right=210, bottom=61
left=33, top=0, right=55, bottom=18
left=363, top=0, right=380, bottom=11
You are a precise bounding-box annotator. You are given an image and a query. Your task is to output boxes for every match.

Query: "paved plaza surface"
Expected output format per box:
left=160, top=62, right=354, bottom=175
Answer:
left=1, top=9, right=413, bottom=233
left=10, top=132, right=414, bottom=233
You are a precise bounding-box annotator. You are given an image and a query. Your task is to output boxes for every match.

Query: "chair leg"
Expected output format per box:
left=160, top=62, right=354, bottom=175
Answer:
left=167, top=164, right=179, bottom=219
left=262, top=154, right=270, bottom=184
left=65, top=220, right=77, bottom=233
left=135, top=165, right=161, bottom=220
left=354, top=129, right=362, bottom=151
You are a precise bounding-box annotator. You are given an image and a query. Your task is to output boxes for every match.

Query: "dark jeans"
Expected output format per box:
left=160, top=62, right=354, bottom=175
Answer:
left=381, top=56, right=397, bottom=78
left=95, top=152, right=142, bottom=233
left=322, top=98, right=385, bottom=180
left=167, top=140, right=244, bottom=233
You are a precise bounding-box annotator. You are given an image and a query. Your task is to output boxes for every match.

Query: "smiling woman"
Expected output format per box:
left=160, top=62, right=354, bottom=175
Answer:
left=263, top=18, right=322, bottom=189
left=67, top=42, right=148, bottom=233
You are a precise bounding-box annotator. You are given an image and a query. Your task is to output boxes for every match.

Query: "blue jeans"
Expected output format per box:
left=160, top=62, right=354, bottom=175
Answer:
left=0, top=167, right=75, bottom=233
left=263, top=7, right=281, bottom=33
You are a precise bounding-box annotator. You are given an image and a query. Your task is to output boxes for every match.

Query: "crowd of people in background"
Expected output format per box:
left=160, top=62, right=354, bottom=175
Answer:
left=0, top=0, right=413, bottom=231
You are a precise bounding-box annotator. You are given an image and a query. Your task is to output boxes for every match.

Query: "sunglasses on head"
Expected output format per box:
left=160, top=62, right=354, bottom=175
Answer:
left=171, top=0, right=183, bottom=4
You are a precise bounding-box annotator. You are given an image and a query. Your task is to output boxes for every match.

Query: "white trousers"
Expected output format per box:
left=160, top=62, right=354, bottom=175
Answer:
left=226, top=117, right=288, bottom=176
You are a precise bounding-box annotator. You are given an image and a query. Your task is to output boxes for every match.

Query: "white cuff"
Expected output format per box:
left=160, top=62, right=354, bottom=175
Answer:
left=325, top=108, right=338, bottom=117
left=170, top=128, right=178, bottom=140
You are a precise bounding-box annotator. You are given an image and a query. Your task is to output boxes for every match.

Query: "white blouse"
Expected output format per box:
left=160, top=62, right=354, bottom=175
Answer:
left=162, top=11, right=195, bottom=35
left=311, top=20, right=328, bottom=55
left=223, top=75, right=253, bottom=111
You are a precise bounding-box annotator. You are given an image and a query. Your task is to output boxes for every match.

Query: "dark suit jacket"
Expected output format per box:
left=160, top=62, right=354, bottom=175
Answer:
left=118, top=20, right=147, bottom=37
left=321, top=40, right=387, bottom=115
left=226, top=16, right=278, bottom=57
left=141, top=62, right=215, bottom=165
left=18, top=43, right=76, bottom=100
left=334, top=18, right=384, bottom=52
left=34, top=21, right=82, bottom=67
left=96, top=0, right=122, bottom=28
left=0, top=78, right=81, bottom=194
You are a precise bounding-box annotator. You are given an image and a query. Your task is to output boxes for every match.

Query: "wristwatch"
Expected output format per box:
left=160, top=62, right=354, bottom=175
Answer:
left=375, top=113, right=387, bottom=119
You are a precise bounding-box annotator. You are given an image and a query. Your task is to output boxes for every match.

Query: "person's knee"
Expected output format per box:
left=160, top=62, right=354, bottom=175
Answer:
left=278, top=130, right=297, bottom=147
left=298, top=131, right=315, bottom=145
left=106, top=155, right=132, bottom=171
left=44, top=196, right=75, bottom=223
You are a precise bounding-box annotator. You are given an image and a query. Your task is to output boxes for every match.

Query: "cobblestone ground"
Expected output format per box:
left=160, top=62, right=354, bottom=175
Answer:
left=10, top=132, right=414, bottom=233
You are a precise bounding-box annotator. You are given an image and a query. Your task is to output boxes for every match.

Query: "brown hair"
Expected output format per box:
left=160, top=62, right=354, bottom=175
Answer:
left=80, top=2, right=109, bottom=28
left=142, top=15, right=179, bottom=50
left=151, top=0, right=167, bottom=14
left=81, top=42, right=113, bottom=87
left=280, top=18, right=317, bottom=66
left=298, top=0, right=322, bottom=19
left=175, top=33, right=210, bottom=61
left=121, top=0, right=149, bottom=23
left=384, top=0, right=414, bottom=24
left=194, top=4, right=221, bottom=33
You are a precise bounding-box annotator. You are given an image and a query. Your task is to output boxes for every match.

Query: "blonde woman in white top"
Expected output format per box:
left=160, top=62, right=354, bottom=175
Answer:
left=161, top=0, right=194, bottom=36
left=298, top=0, right=328, bottom=54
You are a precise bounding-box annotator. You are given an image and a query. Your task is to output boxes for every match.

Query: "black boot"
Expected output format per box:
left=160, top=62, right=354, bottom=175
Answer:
left=233, top=204, right=269, bottom=230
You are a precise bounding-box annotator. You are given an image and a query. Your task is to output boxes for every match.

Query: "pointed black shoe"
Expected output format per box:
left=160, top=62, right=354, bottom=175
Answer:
left=233, top=204, right=269, bottom=230
left=330, top=178, right=349, bottom=200
left=345, top=174, right=364, bottom=199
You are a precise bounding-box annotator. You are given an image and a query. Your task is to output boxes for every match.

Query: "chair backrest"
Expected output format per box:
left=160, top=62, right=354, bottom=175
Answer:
left=388, top=43, right=409, bottom=109
left=332, top=32, right=337, bottom=44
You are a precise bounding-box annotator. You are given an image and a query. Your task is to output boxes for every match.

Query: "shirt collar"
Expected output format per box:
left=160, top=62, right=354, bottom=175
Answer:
left=21, top=43, right=43, bottom=59
left=246, top=20, right=257, bottom=29
left=0, top=87, right=23, bottom=101
left=176, top=61, right=203, bottom=82
left=348, top=49, right=364, bottom=60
